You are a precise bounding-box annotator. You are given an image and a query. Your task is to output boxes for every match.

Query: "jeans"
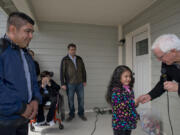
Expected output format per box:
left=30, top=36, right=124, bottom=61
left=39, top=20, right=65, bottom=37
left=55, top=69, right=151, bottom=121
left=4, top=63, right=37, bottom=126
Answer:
left=67, top=83, right=84, bottom=117
left=0, top=117, right=29, bottom=135
left=113, top=130, right=132, bottom=135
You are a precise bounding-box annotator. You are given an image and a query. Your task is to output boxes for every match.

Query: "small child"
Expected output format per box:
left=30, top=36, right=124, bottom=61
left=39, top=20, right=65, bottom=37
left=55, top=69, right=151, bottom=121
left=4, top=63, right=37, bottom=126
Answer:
left=106, top=65, right=139, bottom=135
left=36, top=71, right=60, bottom=126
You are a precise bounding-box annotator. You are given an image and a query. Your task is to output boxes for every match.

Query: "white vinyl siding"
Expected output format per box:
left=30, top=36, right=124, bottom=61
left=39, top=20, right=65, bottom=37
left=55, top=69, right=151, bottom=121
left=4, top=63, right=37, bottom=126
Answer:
left=0, top=9, right=7, bottom=37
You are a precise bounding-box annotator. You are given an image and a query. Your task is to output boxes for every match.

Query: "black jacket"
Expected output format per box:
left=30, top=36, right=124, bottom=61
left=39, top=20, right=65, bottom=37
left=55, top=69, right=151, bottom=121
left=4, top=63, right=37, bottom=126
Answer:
left=34, top=60, right=40, bottom=76
left=39, top=79, right=60, bottom=98
left=60, top=55, right=86, bottom=85
left=149, top=62, right=180, bottom=100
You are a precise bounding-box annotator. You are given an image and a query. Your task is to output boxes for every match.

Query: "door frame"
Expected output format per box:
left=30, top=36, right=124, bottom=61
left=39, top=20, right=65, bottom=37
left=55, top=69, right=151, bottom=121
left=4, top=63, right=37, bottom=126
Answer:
left=125, top=23, right=152, bottom=93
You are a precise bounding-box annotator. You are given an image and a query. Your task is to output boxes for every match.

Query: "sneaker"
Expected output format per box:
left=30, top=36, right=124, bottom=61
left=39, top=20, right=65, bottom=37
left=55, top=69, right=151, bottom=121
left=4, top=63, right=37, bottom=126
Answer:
left=45, top=101, right=51, bottom=106
left=79, top=115, right=87, bottom=121
left=33, top=120, right=46, bottom=126
left=66, top=116, right=74, bottom=122
left=47, top=120, right=55, bottom=126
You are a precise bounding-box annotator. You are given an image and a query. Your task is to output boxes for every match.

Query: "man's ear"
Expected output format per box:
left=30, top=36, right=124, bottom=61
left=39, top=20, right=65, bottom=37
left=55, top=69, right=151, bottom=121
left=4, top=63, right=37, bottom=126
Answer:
left=9, top=25, right=16, bottom=34
left=171, top=49, right=177, bottom=57
left=171, top=49, right=177, bottom=52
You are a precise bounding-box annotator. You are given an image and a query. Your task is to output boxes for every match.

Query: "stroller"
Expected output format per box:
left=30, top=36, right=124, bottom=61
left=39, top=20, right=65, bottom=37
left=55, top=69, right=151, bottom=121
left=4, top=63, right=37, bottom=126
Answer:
left=30, top=93, right=65, bottom=131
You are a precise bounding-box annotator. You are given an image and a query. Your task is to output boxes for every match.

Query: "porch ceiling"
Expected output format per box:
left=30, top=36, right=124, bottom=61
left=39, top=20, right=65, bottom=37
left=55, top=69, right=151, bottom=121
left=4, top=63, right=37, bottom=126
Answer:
left=26, top=0, right=156, bottom=26
left=2, top=0, right=156, bottom=26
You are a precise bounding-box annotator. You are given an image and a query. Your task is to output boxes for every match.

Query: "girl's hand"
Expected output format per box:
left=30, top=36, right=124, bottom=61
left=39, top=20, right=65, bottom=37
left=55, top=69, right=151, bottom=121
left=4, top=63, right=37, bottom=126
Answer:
left=134, top=98, right=139, bottom=107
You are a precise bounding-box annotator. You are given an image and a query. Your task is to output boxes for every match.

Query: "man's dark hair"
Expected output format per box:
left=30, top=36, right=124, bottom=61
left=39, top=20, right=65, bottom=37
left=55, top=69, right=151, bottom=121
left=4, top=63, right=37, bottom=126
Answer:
left=7, top=12, right=35, bottom=31
left=68, top=43, right=76, bottom=50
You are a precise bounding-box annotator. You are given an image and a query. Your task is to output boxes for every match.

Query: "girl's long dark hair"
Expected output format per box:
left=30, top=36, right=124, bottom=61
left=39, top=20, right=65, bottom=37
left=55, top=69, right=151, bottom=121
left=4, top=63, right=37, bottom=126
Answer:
left=105, top=65, right=134, bottom=105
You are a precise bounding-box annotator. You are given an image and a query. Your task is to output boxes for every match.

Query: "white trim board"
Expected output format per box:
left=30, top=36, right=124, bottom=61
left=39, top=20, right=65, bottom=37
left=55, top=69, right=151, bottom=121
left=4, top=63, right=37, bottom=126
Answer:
left=125, top=23, right=152, bottom=104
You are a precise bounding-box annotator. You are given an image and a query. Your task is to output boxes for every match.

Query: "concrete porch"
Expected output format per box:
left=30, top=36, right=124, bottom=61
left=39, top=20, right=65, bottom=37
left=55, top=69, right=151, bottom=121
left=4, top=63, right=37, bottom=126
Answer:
left=29, top=112, right=147, bottom=135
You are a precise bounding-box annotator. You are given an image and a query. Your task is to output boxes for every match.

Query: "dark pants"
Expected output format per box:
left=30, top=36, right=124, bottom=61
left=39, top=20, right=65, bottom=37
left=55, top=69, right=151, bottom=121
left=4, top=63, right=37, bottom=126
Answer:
left=0, top=117, right=28, bottom=135
left=113, top=130, right=132, bottom=135
left=37, top=96, right=57, bottom=122
left=67, top=83, right=84, bottom=117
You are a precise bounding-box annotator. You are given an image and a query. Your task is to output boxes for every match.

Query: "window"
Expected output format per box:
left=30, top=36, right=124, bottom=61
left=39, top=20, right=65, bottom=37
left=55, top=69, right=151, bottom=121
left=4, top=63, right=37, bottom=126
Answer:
left=136, top=39, right=148, bottom=56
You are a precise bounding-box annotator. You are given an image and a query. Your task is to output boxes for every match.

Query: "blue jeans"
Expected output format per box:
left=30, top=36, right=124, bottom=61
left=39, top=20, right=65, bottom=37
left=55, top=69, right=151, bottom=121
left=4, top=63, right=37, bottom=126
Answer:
left=67, top=83, right=84, bottom=117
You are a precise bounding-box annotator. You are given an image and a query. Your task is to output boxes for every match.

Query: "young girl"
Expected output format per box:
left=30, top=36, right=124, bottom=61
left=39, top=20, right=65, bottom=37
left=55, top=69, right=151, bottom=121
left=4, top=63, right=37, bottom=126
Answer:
left=106, top=65, right=139, bottom=135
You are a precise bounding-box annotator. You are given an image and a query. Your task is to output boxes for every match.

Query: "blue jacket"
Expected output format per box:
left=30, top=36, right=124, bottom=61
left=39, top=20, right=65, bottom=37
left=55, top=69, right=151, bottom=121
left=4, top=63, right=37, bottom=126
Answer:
left=0, top=37, right=42, bottom=120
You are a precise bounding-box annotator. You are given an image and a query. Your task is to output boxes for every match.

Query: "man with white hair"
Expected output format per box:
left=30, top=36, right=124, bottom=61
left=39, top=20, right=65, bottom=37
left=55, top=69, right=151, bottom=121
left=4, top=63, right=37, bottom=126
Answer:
left=139, top=34, right=180, bottom=103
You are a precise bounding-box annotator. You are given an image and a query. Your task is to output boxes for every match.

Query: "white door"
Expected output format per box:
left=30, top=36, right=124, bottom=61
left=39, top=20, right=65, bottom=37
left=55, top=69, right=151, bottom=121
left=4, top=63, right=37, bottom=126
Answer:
left=133, top=31, right=151, bottom=108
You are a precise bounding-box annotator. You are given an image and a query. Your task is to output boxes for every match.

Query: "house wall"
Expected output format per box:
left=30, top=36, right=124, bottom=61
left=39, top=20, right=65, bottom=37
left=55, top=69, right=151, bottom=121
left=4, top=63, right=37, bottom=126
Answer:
left=0, top=8, right=7, bottom=37
left=30, top=22, right=118, bottom=110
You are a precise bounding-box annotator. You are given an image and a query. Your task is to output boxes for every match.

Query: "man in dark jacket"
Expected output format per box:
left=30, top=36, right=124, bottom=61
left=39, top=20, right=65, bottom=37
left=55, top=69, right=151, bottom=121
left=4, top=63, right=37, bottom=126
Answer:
left=60, top=43, right=87, bottom=121
left=139, top=34, right=180, bottom=103
left=0, top=12, right=42, bottom=135
left=36, top=71, right=60, bottom=126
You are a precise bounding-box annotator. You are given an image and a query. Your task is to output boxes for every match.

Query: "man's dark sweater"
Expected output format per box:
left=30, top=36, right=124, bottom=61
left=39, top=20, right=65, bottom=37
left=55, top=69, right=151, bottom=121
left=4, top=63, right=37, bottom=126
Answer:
left=149, top=62, right=180, bottom=100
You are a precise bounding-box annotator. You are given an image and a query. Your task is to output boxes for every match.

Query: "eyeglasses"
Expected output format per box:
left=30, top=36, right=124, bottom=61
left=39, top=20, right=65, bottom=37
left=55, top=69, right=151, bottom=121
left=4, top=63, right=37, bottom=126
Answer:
left=156, top=52, right=169, bottom=60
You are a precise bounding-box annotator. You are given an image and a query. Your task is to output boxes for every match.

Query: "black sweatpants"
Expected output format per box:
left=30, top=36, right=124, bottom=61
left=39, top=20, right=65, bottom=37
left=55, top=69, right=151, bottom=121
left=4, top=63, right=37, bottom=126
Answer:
left=37, top=96, right=57, bottom=122
left=113, top=130, right=132, bottom=135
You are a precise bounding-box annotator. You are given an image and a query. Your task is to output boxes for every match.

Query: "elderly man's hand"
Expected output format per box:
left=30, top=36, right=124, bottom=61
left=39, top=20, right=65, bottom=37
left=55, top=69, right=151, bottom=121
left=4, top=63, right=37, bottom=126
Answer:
left=164, top=81, right=178, bottom=92
left=138, top=94, right=151, bottom=104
